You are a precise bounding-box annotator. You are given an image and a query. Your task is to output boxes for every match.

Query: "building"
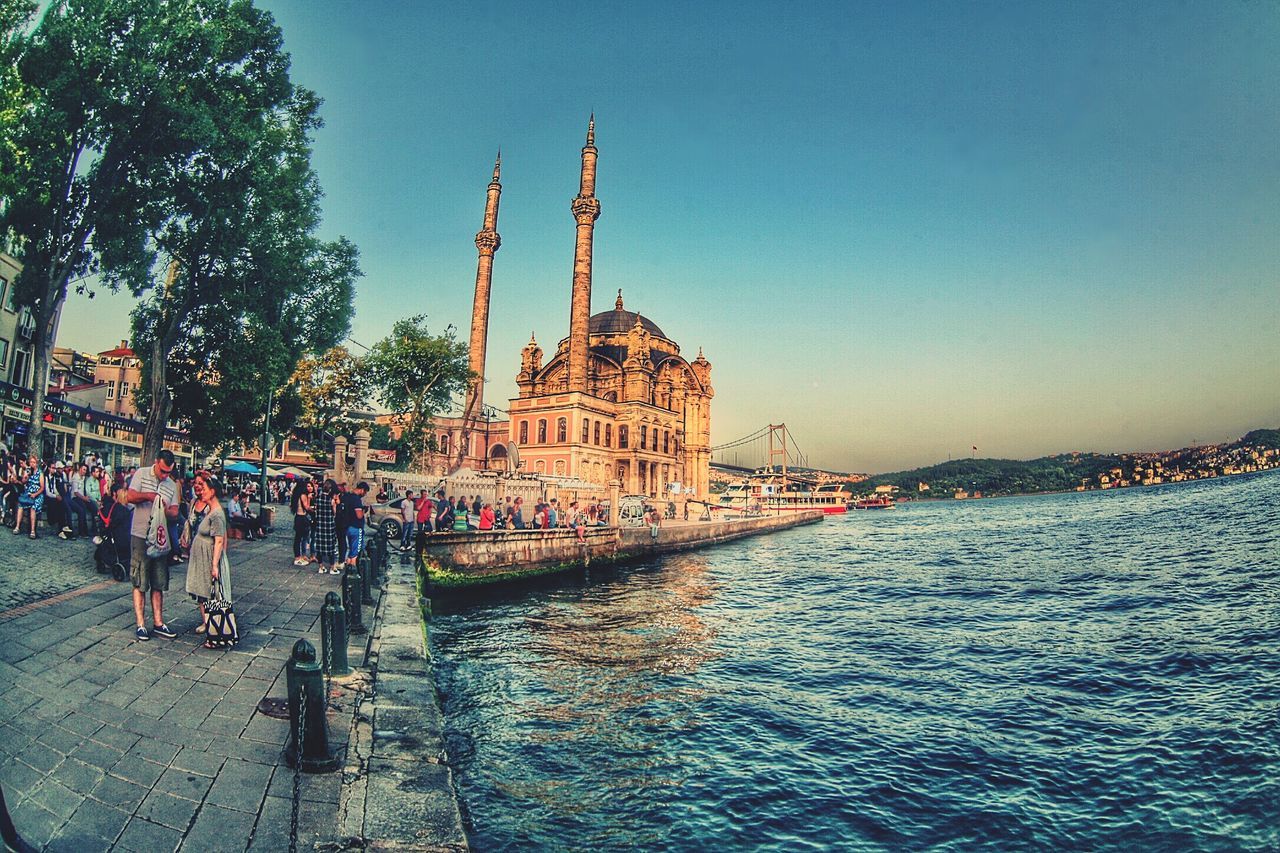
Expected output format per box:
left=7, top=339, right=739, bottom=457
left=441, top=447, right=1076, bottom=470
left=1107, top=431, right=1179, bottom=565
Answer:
left=386, top=119, right=714, bottom=498
left=95, top=340, right=143, bottom=418
left=0, top=250, right=47, bottom=390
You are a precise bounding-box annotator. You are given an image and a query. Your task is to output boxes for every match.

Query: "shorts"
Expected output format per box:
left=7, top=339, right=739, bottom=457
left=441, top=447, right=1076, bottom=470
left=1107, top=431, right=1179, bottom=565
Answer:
left=345, top=526, right=363, bottom=559
left=130, top=536, right=171, bottom=593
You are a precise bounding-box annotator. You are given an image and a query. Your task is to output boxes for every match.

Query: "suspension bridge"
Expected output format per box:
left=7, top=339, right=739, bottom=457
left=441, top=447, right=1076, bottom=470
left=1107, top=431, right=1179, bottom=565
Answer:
left=711, top=423, right=811, bottom=475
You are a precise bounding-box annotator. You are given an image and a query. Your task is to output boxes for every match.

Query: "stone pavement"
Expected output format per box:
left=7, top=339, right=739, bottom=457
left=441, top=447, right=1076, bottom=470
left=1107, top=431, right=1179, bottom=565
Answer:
left=0, top=526, right=376, bottom=851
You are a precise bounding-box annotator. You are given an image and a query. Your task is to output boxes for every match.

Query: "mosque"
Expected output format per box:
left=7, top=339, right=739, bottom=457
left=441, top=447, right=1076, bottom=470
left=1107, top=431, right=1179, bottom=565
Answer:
left=388, top=118, right=714, bottom=498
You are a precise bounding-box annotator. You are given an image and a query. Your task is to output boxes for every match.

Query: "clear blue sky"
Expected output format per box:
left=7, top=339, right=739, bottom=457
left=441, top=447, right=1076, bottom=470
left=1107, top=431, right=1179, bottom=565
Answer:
left=60, top=0, right=1280, bottom=473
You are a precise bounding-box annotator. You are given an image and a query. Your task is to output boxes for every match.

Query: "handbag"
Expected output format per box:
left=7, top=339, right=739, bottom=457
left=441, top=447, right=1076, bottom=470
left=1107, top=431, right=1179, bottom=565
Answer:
left=205, top=559, right=238, bottom=648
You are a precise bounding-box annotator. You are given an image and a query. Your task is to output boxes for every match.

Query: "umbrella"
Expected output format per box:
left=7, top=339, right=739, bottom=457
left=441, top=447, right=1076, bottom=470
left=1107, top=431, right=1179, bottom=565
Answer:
left=224, top=461, right=261, bottom=475
left=278, top=465, right=314, bottom=478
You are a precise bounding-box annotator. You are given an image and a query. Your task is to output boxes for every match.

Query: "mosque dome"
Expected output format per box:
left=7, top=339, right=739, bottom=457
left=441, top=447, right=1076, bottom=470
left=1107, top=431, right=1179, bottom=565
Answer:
left=588, top=289, right=668, bottom=339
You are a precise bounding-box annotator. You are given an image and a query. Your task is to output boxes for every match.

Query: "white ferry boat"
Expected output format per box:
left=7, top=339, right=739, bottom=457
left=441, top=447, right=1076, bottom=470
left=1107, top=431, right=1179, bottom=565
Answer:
left=714, top=475, right=851, bottom=515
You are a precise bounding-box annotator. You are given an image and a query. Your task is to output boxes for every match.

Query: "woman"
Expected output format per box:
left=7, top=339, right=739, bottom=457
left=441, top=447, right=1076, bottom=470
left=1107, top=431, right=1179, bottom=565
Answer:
left=290, top=479, right=313, bottom=566
left=311, top=479, right=340, bottom=575
left=183, top=471, right=232, bottom=647
left=13, top=455, right=44, bottom=539
left=478, top=502, right=496, bottom=531
left=453, top=496, right=470, bottom=532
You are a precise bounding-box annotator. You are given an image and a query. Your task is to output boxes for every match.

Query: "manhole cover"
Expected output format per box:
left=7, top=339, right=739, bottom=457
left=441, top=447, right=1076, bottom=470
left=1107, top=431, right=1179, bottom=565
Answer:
left=257, top=697, right=290, bottom=719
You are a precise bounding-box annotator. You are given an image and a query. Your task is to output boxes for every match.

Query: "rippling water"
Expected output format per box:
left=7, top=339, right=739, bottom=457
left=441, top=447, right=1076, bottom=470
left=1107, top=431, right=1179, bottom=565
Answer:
left=431, top=472, right=1280, bottom=851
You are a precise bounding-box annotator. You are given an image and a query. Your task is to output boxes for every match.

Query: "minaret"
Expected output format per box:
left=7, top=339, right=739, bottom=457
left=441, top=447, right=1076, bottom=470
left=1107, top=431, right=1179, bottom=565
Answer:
left=456, top=152, right=501, bottom=470
left=464, top=152, right=502, bottom=423
left=567, top=115, right=601, bottom=393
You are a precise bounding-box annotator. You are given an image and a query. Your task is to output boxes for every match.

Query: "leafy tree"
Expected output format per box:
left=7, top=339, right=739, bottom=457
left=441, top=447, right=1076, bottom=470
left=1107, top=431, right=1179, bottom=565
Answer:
left=364, top=315, right=473, bottom=469
left=290, top=345, right=370, bottom=452
left=1, top=0, right=345, bottom=459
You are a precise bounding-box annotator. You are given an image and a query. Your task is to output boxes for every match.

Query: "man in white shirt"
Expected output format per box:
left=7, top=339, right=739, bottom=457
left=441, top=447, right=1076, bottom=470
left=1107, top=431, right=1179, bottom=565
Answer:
left=126, top=449, right=180, bottom=641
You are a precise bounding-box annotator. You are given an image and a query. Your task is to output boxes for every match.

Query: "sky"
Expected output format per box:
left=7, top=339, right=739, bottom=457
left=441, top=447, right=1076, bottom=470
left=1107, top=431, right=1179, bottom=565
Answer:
left=58, top=0, right=1280, bottom=473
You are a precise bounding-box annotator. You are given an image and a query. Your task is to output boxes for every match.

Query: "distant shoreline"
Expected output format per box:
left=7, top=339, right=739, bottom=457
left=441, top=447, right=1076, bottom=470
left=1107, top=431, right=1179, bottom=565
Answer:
left=897, top=465, right=1278, bottom=504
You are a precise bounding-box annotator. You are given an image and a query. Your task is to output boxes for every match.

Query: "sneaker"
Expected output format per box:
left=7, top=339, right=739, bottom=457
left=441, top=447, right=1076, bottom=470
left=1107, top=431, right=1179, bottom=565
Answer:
left=329, top=567, right=342, bottom=575
left=135, top=626, right=151, bottom=641
left=57, top=531, right=68, bottom=540
left=61, top=526, right=72, bottom=533
left=318, top=566, right=326, bottom=574
left=152, top=623, right=177, bottom=639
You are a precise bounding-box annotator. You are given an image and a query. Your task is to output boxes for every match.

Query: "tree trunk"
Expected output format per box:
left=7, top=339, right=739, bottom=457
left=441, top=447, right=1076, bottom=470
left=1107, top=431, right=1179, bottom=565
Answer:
left=140, top=334, right=171, bottom=465
left=26, top=305, right=53, bottom=458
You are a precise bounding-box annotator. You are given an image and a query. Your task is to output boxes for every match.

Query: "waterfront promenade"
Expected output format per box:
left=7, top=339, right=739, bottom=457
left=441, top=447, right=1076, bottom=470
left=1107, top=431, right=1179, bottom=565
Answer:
left=0, top=529, right=360, bottom=851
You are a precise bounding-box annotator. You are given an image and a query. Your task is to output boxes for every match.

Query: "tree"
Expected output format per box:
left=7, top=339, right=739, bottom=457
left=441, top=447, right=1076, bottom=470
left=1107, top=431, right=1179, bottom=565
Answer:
left=0, top=0, right=342, bottom=460
left=290, top=345, right=370, bottom=453
left=363, top=316, right=473, bottom=470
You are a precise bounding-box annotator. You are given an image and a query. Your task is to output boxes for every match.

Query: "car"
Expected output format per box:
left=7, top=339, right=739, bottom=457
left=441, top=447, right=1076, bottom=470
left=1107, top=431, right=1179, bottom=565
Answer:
left=366, top=496, right=410, bottom=540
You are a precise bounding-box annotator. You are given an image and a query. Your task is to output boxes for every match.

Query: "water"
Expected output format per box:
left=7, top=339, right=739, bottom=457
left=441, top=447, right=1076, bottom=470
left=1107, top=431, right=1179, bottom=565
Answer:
left=431, top=472, right=1280, bottom=851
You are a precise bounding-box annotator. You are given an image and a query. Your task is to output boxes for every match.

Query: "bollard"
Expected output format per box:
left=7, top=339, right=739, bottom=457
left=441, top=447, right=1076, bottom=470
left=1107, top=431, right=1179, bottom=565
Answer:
left=371, top=530, right=387, bottom=577
left=1, top=783, right=32, bottom=853
left=282, top=639, right=339, bottom=772
left=342, top=563, right=367, bottom=635
left=319, top=592, right=350, bottom=677
left=358, top=552, right=375, bottom=606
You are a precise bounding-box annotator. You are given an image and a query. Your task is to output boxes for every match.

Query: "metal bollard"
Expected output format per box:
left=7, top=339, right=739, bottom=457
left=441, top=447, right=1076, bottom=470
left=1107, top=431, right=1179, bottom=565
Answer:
left=282, top=640, right=339, bottom=772
left=358, top=552, right=375, bottom=606
left=319, top=592, right=350, bottom=677
left=342, top=563, right=367, bottom=635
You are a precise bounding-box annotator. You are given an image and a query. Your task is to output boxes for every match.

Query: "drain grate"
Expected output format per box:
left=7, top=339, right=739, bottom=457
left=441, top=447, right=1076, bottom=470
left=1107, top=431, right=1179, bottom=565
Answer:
left=257, top=697, right=290, bottom=719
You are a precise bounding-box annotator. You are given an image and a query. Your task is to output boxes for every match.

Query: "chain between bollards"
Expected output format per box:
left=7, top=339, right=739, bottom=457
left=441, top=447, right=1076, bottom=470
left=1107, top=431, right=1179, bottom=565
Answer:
left=320, top=590, right=350, bottom=678
left=342, top=562, right=367, bottom=636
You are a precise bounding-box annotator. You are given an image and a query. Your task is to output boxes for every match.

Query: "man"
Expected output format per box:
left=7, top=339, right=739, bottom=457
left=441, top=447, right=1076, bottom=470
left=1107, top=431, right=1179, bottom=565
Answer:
left=65, top=463, right=93, bottom=537
left=126, top=449, right=180, bottom=640
left=399, top=489, right=416, bottom=551
left=340, top=481, right=368, bottom=569
left=547, top=499, right=559, bottom=529
left=412, top=490, right=436, bottom=564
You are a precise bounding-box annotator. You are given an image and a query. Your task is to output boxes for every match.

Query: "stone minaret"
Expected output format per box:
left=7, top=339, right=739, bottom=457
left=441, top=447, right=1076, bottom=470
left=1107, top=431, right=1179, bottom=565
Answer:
left=455, top=153, right=502, bottom=471
left=567, top=115, right=601, bottom=393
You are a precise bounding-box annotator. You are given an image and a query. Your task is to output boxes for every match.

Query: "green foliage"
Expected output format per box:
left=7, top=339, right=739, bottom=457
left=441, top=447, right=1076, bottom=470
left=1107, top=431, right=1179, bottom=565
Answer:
left=1239, top=429, right=1280, bottom=450
left=364, top=315, right=473, bottom=466
left=854, top=454, right=1123, bottom=498
left=289, top=345, right=369, bottom=449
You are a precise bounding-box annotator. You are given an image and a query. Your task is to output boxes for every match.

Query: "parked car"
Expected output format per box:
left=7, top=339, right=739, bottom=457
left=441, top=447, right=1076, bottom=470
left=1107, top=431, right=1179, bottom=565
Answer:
left=366, top=497, right=409, bottom=540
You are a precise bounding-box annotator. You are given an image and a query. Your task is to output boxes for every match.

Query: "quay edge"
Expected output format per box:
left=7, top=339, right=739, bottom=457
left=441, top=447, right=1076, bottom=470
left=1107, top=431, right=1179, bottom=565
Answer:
left=419, top=510, right=826, bottom=590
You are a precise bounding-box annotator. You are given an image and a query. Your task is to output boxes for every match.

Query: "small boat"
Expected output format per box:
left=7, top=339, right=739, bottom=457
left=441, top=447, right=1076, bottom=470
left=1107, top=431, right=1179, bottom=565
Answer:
left=853, top=495, right=896, bottom=509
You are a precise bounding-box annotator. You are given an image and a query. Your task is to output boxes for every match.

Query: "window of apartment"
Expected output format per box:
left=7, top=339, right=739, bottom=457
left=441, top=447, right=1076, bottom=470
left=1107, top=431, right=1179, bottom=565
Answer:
left=11, top=348, right=29, bottom=388
left=581, top=418, right=590, bottom=443
left=0, top=338, right=8, bottom=371
left=119, top=381, right=130, bottom=399
left=519, top=421, right=528, bottom=444
left=594, top=421, right=601, bottom=445
left=106, top=380, right=116, bottom=399
left=556, top=418, right=567, bottom=443
left=0, top=277, right=9, bottom=312
left=604, top=424, right=612, bottom=447
left=537, top=419, right=547, bottom=444
left=619, top=425, right=628, bottom=449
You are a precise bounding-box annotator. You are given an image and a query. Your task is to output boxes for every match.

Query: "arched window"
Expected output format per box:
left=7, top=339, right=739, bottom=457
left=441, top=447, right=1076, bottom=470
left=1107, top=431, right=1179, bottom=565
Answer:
left=619, top=425, right=629, bottom=449
left=604, top=424, right=612, bottom=447
left=582, top=418, right=590, bottom=443
left=663, top=431, right=669, bottom=454
left=556, top=418, right=567, bottom=443
left=537, top=419, right=547, bottom=443
left=555, top=460, right=566, bottom=476
left=640, top=425, right=648, bottom=449
left=519, top=421, right=528, bottom=444
left=439, top=434, right=449, bottom=454
left=594, top=421, right=601, bottom=445
left=603, top=391, right=617, bottom=403
left=535, top=459, right=546, bottom=473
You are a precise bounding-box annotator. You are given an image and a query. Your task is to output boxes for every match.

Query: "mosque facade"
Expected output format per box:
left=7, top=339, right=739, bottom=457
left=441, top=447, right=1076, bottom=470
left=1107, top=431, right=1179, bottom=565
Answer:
left=390, top=118, right=713, bottom=498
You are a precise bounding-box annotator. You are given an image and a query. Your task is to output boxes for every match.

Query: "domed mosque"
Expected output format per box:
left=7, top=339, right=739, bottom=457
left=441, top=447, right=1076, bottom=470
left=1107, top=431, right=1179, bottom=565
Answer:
left=433, top=116, right=714, bottom=498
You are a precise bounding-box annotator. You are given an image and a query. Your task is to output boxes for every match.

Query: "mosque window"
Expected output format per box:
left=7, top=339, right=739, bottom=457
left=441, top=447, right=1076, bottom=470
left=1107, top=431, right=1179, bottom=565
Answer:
left=640, top=425, right=647, bottom=448
left=535, top=460, right=546, bottom=473
left=605, top=424, right=612, bottom=447
left=439, top=434, right=449, bottom=454
left=619, top=426, right=629, bottom=449
left=582, top=419, right=590, bottom=443
left=537, top=419, right=547, bottom=444
left=555, top=460, right=566, bottom=476
left=651, top=429, right=658, bottom=451
left=556, top=418, right=567, bottom=443
left=663, top=431, right=669, bottom=454
left=519, top=421, right=528, bottom=444
left=594, top=421, right=601, bottom=445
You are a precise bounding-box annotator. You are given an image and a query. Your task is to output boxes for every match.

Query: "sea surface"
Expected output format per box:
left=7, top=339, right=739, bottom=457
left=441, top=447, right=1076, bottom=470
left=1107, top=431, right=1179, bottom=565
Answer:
left=430, top=471, right=1280, bottom=851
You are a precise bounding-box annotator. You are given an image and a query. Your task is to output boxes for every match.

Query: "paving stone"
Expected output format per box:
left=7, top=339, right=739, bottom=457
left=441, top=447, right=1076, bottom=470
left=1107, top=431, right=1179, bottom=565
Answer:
left=116, top=816, right=183, bottom=853
left=109, top=757, right=167, bottom=788
left=88, top=724, right=140, bottom=752
left=27, top=777, right=85, bottom=821
left=59, top=797, right=132, bottom=846
left=49, top=757, right=105, bottom=795
left=205, top=760, right=274, bottom=814
left=245, top=794, right=292, bottom=852
left=170, top=746, right=224, bottom=778
left=129, top=737, right=181, bottom=766
left=137, top=789, right=201, bottom=831
left=9, top=798, right=65, bottom=849
left=156, top=765, right=216, bottom=803
left=0, top=756, right=45, bottom=793
left=19, top=740, right=64, bottom=773
left=180, top=802, right=258, bottom=851
left=88, top=772, right=149, bottom=811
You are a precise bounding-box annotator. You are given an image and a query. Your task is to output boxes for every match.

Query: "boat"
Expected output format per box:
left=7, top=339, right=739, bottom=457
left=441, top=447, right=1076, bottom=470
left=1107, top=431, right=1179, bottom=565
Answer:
left=853, top=495, right=896, bottom=509
left=713, top=474, right=850, bottom=515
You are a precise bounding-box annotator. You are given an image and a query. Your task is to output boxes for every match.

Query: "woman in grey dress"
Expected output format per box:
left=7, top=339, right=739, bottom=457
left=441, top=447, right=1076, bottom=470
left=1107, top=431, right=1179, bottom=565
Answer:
left=183, top=471, right=230, bottom=640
